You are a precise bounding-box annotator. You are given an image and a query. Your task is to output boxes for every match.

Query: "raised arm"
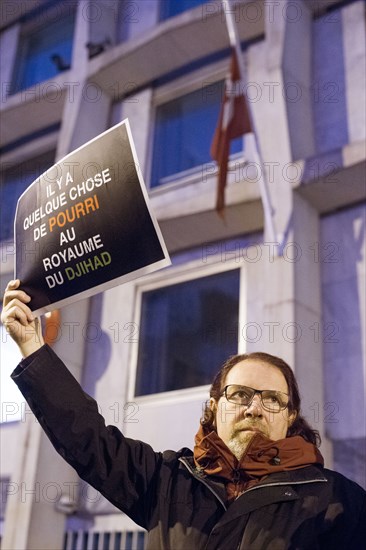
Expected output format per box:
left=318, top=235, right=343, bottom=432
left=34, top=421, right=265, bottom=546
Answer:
left=1, top=281, right=161, bottom=528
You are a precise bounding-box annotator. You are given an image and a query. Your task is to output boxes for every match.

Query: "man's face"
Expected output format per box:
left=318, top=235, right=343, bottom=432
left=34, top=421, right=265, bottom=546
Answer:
left=211, top=360, right=296, bottom=459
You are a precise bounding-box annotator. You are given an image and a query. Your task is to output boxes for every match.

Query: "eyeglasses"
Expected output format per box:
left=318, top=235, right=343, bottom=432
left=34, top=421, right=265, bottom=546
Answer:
left=222, top=384, right=289, bottom=413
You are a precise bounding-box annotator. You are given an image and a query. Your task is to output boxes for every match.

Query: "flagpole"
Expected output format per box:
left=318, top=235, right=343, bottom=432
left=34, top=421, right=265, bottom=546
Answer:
left=221, top=0, right=278, bottom=247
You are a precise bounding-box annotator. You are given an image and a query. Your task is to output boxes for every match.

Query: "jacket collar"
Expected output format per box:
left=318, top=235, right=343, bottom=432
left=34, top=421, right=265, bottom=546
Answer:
left=181, top=455, right=327, bottom=486
left=179, top=456, right=327, bottom=514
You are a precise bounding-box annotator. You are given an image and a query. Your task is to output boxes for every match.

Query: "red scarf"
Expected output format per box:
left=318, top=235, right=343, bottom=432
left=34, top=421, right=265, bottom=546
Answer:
left=194, top=425, right=324, bottom=502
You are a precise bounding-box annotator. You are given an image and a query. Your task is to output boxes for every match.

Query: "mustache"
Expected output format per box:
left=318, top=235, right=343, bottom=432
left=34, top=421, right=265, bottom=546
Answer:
left=231, top=420, right=269, bottom=437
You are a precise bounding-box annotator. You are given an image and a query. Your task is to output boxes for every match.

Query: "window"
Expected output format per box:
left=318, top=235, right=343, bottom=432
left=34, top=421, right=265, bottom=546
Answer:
left=160, top=0, right=210, bottom=20
left=311, top=7, right=348, bottom=154
left=116, top=0, right=133, bottom=43
left=135, top=268, right=240, bottom=396
left=11, top=10, right=75, bottom=93
left=0, top=150, right=55, bottom=241
left=321, top=203, right=366, bottom=489
left=151, top=82, right=242, bottom=187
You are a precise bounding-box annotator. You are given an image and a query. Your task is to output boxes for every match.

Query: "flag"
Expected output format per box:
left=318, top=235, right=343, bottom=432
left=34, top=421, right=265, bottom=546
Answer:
left=210, top=49, right=252, bottom=216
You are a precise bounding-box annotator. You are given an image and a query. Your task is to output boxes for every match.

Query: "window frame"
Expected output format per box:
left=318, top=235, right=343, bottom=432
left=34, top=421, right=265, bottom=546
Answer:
left=0, top=141, right=57, bottom=244
left=146, top=58, right=245, bottom=192
left=0, top=135, right=57, bottom=281
left=10, top=1, right=77, bottom=95
left=127, top=254, right=247, bottom=405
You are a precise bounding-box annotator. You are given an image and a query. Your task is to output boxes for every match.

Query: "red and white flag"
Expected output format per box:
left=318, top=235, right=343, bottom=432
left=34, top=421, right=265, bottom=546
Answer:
left=210, top=50, right=252, bottom=216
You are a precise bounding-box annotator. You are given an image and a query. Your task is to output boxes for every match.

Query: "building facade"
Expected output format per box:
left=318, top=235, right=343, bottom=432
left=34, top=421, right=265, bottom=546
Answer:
left=0, top=0, right=365, bottom=548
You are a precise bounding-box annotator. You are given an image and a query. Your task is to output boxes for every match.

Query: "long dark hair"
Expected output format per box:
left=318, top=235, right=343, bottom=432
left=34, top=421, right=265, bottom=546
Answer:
left=201, top=352, right=321, bottom=446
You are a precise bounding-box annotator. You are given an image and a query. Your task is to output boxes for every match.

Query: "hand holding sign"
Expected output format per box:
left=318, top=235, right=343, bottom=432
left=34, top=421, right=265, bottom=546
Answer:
left=14, top=120, right=170, bottom=315
left=1, top=280, right=44, bottom=358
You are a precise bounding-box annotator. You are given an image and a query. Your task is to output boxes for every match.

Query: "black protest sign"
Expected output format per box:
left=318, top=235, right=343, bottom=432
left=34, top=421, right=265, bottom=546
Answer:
left=15, top=120, right=170, bottom=314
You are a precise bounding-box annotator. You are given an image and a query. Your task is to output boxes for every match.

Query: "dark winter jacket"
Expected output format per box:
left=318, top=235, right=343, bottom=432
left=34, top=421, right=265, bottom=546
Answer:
left=12, top=345, right=366, bottom=550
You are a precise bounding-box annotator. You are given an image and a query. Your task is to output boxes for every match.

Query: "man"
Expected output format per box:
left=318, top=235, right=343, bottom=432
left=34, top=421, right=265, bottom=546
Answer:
left=2, top=280, right=365, bottom=549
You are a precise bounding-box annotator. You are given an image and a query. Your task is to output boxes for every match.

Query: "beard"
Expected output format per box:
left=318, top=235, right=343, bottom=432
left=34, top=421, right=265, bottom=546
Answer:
left=227, top=420, right=270, bottom=461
